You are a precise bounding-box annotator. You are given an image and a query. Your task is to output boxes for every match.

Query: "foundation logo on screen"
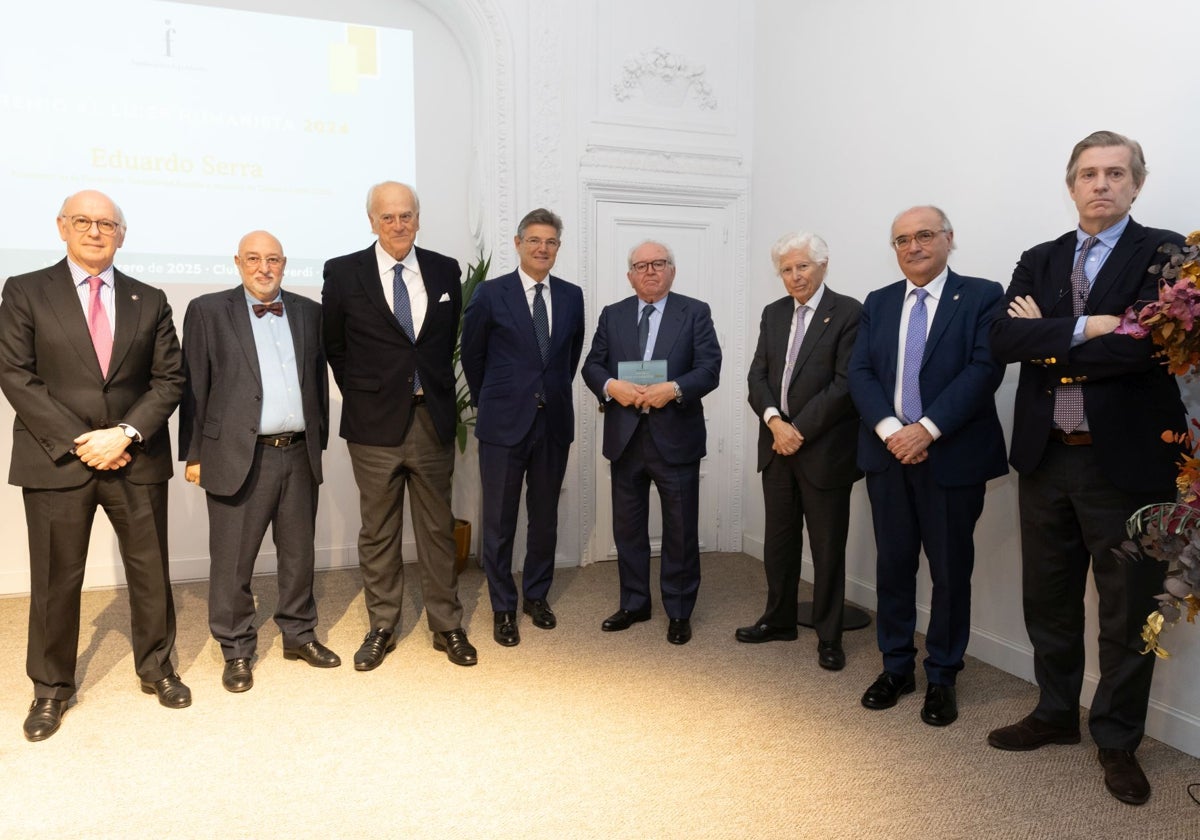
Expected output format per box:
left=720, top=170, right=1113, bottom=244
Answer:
left=164, top=18, right=175, bottom=58
left=330, top=25, right=380, bottom=94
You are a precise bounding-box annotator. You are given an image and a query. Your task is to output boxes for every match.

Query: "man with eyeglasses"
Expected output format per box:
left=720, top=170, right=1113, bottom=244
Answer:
left=460, top=209, right=585, bottom=646
left=0, top=190, right=189, bottom=741
left=322, top=181, right=476, bottom=668
left=178, top=231, right=339, bottom=693
left=582, top=240, right=722, bottom=645
left=987, top=132, right=1186, bottom=806
left=848, top=205, right=1006, bottom=727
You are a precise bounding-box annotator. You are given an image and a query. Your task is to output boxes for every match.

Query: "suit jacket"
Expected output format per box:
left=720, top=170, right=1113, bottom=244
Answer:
left=747, top=287, right=862, bottom=488
left=460, top=270, right=585, bottom=447
left=848, top=269, right=1008, bottom=487
left=989, top=218, right=1186, bottom=493
left=0, top=259, right=183, bottom=489
left=322, top=244, right=462, bottom=446
left=177, top=287, right=328, bottom=497
left=581, top=291, right=721, bottom=465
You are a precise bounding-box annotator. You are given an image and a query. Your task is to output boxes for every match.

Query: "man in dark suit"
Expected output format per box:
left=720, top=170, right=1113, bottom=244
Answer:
left=461, top=208, right=585, bottom=646
left=322, top=181, right=476, bottom=668
left=848, top=205, right=1007, bottom=727
left=582, top=240, right=721, bottom=645
left=179, top=230, right=339, bottom=693
left=740, top=231, right=862, bottom=671
left=0, top=190, right=189, bottom=742
left=987, top=131, right=1185, bottom=806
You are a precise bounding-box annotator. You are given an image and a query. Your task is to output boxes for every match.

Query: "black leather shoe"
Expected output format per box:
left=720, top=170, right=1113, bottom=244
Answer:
left=601, top=608, right=651, bottom=631
left=920, top=683, right=958, bottom=726
left=433, top=628, right=478, bottom=666
left=987, top=713, right=1081, bottom=751
left=23, top=698, right=68, bottom=742
left=861, top=671, right=915, bottom=710
left=523, top=599, right=557, bottom=629
left=283, top=640, right=341, bottom=668
left=735, top=623, right=799, bottom=644
left=667, top=618, right=692, bottom=645
left=1098, top=748, right=1151, bottom=805
left=354, top=629, right=396, bottom=672
left=140, top=673, right=192, bottom=709
left=817, top=641, right=845, bottom=671
left=222, top=658, right=253, bottom=693
left=494, top=611, right=520, bottom=646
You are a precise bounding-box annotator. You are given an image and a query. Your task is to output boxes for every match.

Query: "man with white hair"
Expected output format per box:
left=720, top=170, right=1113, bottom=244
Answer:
left=739, top=232, right=862, bottom=671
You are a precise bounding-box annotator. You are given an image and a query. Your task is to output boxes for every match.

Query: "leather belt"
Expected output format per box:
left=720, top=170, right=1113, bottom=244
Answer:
left=1049, top=429, right=1092, bottom=446
left=257, top=431, right=305, bottom=447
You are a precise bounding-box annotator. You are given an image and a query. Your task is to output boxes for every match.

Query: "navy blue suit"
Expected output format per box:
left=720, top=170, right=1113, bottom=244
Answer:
left=461, top=270, right=585, bottom=612
left=582, top=292, right=721, bottom=619
left=849, top=269, right=1007, bottom=685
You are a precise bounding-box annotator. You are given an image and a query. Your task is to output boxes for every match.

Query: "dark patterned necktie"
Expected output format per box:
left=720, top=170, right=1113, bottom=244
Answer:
left=533, top=282, right=550, bottom=365
left=393, top=263, right=421, bottom=392
left=638, top=303, right=654, bottom=359
left=1053, top=236, right=1097, bottom=432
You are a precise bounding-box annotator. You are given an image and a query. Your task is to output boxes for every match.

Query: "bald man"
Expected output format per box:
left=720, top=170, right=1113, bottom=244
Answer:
left=179, top=231, right=338, bottom=694
left=0, top=190, right=188, bottom=741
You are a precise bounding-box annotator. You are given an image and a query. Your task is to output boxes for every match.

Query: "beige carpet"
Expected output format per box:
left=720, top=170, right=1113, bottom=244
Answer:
left=0, top=553, right=1195, bottom=839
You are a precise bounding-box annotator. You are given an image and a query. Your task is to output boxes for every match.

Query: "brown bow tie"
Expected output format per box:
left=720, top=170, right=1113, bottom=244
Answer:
left=253, top=301, right=283, bottom=318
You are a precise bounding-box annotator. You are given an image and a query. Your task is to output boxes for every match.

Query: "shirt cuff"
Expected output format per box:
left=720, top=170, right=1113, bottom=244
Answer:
left=1070, top=315, right=1088, bottom=348
left=763, top=407, right=781, bottom=424
left=874, top=416, right=903, bottom=441
left=919, top=417, right=942, bottom=440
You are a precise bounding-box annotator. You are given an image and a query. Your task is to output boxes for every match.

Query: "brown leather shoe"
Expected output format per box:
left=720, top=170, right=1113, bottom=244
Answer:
left=987, top=713, right=1080, bottom=751
left=1098, top=748, right=1151, bottom=805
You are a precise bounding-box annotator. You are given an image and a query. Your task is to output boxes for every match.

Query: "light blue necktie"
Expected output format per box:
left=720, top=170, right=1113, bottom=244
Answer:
left=901, top=288, right=929, bottom=424
left=392, top=264, right=421, bottom=393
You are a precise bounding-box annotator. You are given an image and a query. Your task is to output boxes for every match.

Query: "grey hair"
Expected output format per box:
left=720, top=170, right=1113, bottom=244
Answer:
left=770, top=232, right=829, bottom=272
left=517, top=208, right=563, bottom=239
left=1066, top=130, right=1147, bottom=190
left=626, top=239, right=675, bottom=269
left=365, top=181, right=421, bottom=215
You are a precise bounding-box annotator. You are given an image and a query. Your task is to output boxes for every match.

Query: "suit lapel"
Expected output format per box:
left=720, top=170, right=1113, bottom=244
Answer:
left=877, top=282, right=905, bottom=393
left=1045, top=235, right=1078, bottom=317
left=1088, top=219, right=1146, bottom=311
left=282, top=291, right=306, bottom=388
left=360, top=245, right=409, bottom=341
left=615, top=296, right=642, bottom=362
left=922, top=272, right=961, bottom=365
left=651, top=293, right=685, bottom=359
left=108, top=271, right=143, bottom=380
left=228, top=290, right=263, bottom=386
left=548, top=275, right=572, bottom=360
left=498, top=272, right=542, bottom=363
left=43, top=263, right=104, bottom=380
left=789, top=291, right=834, bottom=381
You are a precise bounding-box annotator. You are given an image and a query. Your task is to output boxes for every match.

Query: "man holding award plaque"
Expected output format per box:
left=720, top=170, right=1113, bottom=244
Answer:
left=582, top=240, right=722, bottom=645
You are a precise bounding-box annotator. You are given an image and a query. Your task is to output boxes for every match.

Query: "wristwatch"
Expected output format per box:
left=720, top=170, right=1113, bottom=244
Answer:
left=119, top=423, right=140, bottom=443
left=671, top=381, right=683, bottom=403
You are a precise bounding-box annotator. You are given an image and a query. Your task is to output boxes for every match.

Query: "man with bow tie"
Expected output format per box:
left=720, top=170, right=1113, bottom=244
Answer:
left=179, top=230, right=339, bottom=693
left=0, top=190, right=189, bottom=741
left=322, top=181, right=475, bottom=668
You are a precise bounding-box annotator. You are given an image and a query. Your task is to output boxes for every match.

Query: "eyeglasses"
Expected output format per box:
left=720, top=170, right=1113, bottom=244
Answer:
left=892, top=229, right=946, bottom=250
left=63, top=215, right=121, bottom=236
left=376, top=212, right=416, bottom=226
left=630, top=259, right=672, bottom=274
left=241, top=255, right=284, bottom=268
left=521, top=237, right=560, bottom=249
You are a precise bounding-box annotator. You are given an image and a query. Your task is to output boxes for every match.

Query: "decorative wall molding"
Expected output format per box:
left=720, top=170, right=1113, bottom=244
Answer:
left=581, top=143, right=746, bottom=177
left=612, top=48, right=718, bottom=110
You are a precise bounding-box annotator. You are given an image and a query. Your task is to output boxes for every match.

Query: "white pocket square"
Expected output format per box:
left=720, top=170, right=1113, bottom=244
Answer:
left=438, top=292, right=451, bottom=303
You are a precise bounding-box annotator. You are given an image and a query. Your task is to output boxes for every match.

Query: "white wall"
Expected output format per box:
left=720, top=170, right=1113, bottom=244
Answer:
left=748, top=0, right=1200, bottom=755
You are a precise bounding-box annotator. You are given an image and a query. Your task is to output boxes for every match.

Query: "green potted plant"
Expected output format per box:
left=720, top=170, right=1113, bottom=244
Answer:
left=451, top=250, right=490, bottom=570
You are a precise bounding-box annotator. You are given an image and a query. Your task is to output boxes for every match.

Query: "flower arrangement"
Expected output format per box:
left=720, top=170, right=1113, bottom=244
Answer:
left=1114, top=231, right=1200, bottom=656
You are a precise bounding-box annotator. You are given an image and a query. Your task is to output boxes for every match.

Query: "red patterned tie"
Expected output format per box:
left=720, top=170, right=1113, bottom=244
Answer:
left=1052, top=236, right=1097, bottom=432
left=87, top=276, right=113, bottom=377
